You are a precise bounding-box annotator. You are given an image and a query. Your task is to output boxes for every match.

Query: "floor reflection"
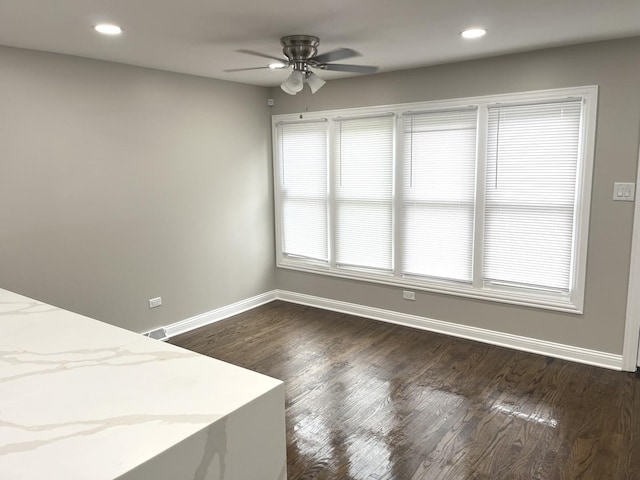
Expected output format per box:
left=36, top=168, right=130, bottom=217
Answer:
left=491, top=402, right=558, bottom=428
left=287, top=346, right=470, bottom=479
left=171, top=302, right=640, bottom=480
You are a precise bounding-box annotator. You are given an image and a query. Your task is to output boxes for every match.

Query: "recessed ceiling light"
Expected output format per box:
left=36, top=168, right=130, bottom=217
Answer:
left=461, top=28, right=487, bottom=39
left=94, top=24, right=123, bottom=35
left=269, top=62, right=287, bottom=69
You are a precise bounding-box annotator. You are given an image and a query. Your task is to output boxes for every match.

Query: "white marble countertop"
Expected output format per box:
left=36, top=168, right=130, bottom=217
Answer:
left=0, top=288, right=285, bottom=479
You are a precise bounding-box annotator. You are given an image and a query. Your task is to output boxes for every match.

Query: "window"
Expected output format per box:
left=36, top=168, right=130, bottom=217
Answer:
left=484, top=101, right=583, bottom=293
left=276, top=120, right=328, bottom=262
left=273, top=87, right=597, bottom=312
left=334, top=115, right=394, bottom=272
left=401, top=108, right=477, bottom=283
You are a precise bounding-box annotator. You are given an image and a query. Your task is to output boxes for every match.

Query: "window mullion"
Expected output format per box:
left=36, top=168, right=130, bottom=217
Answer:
left=328, top=120, right=337, bottom=269
left=393, top=114, right=403, bottom=278
left=473, top=105, right=488, bottom=289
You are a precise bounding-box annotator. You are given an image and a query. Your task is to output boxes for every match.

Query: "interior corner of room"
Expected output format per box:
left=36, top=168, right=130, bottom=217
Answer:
left=2, top=37, right=640, bottom=372
left=3, top=4, right=640, bottom=474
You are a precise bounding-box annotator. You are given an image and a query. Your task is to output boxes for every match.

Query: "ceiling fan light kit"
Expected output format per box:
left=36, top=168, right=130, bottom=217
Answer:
left=305, top=72, right=326, bottom=94
left=227, top=34, right=378, bottom=95
left=281, top=70, right=305, bottom=94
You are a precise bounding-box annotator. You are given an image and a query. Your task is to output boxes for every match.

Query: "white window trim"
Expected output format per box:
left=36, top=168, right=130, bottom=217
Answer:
left=272, top=86, right=598, bottom=314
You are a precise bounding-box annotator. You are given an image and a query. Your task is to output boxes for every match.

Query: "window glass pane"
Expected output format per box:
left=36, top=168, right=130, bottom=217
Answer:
left=334, top=115, right=394, bottom=271
left=484, top=206, right=574, bottom=290
left=484, top=101, right=582, bottom=291
left=278, top=121, right=328, bottom=261
left=281, top=199, right=328, bottom=260
left=401, top=109, right=477, bottom=282
left=335, top=200, right=392, bottom=270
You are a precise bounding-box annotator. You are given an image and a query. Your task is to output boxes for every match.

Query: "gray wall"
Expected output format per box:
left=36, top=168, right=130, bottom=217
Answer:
left=0, top=46, right=274, bottom=333
left=2, top=37, right=638, bottom=354
left=271, top=37, right=640, bottom=354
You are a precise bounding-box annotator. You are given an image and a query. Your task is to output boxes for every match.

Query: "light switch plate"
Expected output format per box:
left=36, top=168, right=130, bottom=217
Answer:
left=613, top=182, right=635, bottom=201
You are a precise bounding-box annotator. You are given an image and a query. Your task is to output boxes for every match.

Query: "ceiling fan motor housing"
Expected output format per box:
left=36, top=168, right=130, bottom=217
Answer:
left=281, top=35, right=319, bottom=70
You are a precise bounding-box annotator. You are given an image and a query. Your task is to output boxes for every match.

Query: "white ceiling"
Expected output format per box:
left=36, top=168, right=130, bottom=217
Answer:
left=1, top=0, right=639, bottom=87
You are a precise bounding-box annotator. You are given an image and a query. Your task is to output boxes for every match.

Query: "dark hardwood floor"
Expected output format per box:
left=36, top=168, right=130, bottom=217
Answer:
left=170, top=301, right=640, bottom=480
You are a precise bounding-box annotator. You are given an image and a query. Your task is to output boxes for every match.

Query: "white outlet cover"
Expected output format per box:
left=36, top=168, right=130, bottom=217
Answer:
left=149, top=297, right=162, bottom=308
left=402, top=290, right=416, bottom=300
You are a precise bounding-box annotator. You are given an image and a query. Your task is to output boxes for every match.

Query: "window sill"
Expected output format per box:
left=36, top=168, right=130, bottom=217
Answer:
left=277, top=259, right=583, bottom=314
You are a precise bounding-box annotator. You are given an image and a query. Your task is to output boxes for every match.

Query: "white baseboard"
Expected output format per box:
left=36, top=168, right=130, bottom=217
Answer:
left=275, top=290, right=623, bottom=371
left=155, top=288, right=622, bottom=371
left=164, top=290, right=277, bottom=338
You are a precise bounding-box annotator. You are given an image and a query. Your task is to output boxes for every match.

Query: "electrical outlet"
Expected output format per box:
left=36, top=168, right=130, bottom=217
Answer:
left=402, top=290, right=416, bottom=301
left=149, top=297, right=162, bottom=309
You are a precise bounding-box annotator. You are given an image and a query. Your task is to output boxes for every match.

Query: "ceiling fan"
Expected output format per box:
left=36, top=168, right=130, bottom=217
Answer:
left=225, top=35, right=378, bottom=95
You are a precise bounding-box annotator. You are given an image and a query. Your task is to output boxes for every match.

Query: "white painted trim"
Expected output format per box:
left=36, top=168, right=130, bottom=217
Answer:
left=571, top=89, right=598, bottom=314
left=272, top=85, right=599, bottom=124
left=148, top=287, right=622, bottom=371
left=622, top=145, right=640, bottom=371
left=276, top=262, right=582, bottom=314
left=275, top=289, right=622, bottom=371
left=272, top=86, right=598, bottom=315
left=163, top=290, right=277, bottom=338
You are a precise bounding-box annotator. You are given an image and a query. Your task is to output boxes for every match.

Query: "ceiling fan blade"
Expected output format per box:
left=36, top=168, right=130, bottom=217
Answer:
left=318, top=63, right=378, bottom=74
left=224, top=66, right=273, bottom=72
left=313, top=48, right=360, bottom=64
left=237, top=49, right=287, bottom=62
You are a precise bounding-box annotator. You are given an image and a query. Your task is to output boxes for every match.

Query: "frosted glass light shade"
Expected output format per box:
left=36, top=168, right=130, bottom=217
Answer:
left=306, top=72, right=326, bottom=94
left=281, top=71, right=304, bottom=95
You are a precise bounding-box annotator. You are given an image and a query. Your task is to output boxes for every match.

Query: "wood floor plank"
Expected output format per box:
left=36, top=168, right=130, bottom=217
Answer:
left=170, top=301, right=640, bottom=480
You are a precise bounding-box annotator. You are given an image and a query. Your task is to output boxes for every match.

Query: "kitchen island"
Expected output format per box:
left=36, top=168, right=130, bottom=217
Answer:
left=0, top=287, right=286, bottom=479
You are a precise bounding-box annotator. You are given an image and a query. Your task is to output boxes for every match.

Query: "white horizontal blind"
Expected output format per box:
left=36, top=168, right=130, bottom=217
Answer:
left=277, top=121, right=328, bottom=262
left=401, top=109, right=478, bottom=282
left=334, top=115, right=394, bottom=271
left=484, top=100, right=583, bottom=291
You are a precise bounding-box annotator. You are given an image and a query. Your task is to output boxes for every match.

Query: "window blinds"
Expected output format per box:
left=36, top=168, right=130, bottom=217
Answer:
left=334, top=115, right=394, bottom=271
left=484, top=100, right=582, bottom=291
left=273, top=87, right=594, bottom=310
left=277, top=120, right=328, bottom=262
left=401, top=108, right=478, bottom=282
